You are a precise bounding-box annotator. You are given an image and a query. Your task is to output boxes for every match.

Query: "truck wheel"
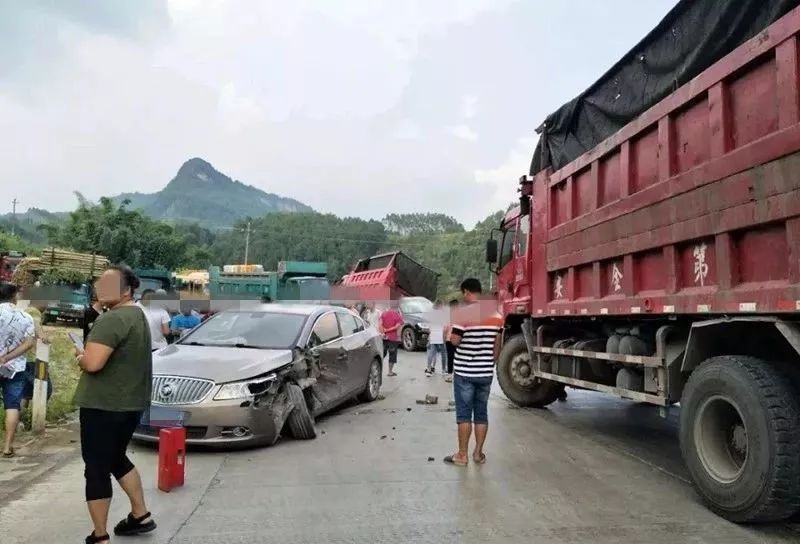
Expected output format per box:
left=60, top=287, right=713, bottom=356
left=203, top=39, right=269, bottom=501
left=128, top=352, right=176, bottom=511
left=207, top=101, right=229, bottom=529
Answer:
left=496, top=335, right=563, bottom=408
left=401, top=327, right=417, bottom=351
left=358, top=358, right=382, bottom=402
left=680, top=356, right=800, bottom=522
left=285, top=384, right=317, bottom=440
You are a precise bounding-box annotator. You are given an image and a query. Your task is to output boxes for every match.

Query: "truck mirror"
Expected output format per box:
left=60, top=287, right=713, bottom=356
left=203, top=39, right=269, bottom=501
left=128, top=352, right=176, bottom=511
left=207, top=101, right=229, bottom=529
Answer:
left=485, top=239, right=498, bottom=263
left=519, top=195, right=531, bottom=216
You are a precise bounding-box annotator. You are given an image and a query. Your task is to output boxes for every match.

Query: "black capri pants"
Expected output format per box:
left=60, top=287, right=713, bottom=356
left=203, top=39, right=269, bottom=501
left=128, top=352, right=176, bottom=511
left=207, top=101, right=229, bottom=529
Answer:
left=80, top=408, right=142, bottom=501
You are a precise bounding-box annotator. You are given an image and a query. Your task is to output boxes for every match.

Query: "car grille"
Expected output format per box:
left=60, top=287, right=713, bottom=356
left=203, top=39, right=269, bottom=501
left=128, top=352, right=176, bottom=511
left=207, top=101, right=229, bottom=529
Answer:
left=136, top=425, right=208, bottom=440
left=151, top=375, right=214, bottom=405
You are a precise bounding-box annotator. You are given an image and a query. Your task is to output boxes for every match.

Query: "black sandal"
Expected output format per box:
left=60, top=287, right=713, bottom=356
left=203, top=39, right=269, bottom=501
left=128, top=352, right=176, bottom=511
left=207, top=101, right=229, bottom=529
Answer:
left=85, top=532, right=110, bottom=543
left=113, top=512, right=157, bottom=536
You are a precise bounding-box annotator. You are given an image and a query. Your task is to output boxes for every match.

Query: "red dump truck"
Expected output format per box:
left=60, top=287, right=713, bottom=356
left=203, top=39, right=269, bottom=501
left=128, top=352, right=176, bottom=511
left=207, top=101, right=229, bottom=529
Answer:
left=488, top=0, right=800, bottom=523
left=335, top=251, right=439, bottom=302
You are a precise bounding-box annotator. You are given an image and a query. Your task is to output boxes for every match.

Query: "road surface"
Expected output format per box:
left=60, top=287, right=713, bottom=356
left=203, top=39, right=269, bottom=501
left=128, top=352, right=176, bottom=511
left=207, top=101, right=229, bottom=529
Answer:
left=0, top=351, right=798, bottom=543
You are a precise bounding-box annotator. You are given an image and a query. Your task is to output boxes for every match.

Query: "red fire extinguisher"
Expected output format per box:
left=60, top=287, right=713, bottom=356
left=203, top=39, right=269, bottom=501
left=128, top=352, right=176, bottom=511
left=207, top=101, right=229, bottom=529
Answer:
left=158, top=427, right=186, bottom=492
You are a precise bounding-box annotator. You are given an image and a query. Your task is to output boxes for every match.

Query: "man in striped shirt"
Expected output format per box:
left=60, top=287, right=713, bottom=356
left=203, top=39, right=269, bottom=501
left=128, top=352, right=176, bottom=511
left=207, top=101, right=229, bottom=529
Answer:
left=443, top=278, right=502, bottom=467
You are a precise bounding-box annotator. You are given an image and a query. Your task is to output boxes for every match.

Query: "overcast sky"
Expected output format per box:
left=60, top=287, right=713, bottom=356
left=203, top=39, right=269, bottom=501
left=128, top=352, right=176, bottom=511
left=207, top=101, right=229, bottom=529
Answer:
left=1, top=0, right=677, bottom=227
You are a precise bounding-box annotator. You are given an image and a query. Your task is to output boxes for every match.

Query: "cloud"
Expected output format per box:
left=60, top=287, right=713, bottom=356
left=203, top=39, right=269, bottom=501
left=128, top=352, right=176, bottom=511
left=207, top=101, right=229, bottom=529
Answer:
left=0, top=0, right=679, bottom=228
left=474, top=137, right=537, bottom=212
left=449, top=124, right=479, bottom=142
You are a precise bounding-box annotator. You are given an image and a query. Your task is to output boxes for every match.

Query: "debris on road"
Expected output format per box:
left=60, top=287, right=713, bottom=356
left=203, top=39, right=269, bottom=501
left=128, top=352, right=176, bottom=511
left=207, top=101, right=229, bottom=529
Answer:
left=380, top=435, right=387, bottom=440
left=425, top=395, right=438, bottom=405
left=406, top=408, right=412, bottom=412
left=427, top=457, right=435, bottom=462
left=448, top=400, right=456, bottom=407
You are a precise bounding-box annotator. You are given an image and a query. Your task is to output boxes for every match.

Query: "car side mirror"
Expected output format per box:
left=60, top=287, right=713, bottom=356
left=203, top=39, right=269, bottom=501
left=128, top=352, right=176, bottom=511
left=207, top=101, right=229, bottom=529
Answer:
left=485, top=239, right=498, bottom=264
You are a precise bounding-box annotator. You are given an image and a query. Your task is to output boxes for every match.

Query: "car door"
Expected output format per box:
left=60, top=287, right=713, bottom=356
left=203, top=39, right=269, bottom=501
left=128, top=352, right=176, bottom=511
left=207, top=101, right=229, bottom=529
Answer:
left=336, top=311, right=371, bottom=395
left=307, top=311, right=347, bottom=409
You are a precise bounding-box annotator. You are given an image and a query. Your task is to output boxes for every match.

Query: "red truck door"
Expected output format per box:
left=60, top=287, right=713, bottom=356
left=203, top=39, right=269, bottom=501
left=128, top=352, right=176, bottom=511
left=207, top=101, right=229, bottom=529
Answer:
left=495, top=213, right=530, bottom=309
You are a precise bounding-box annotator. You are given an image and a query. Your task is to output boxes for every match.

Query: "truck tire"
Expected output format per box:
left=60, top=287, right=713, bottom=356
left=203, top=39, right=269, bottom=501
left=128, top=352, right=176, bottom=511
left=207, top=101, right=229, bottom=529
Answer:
left=680, top=356, right=800, bottom=523
left=358, top=358, right=382, bottom=403
left=496, top=335, right=563, bottom=408
left=401, top=327, right=417, bottom=351
left=285, top=384, right=317, bottom=440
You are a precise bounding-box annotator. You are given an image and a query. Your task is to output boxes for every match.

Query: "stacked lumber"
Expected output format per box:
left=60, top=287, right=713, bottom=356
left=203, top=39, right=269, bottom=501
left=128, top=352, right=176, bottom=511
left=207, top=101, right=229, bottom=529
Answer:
left=38, top=248, right=109, bottom=275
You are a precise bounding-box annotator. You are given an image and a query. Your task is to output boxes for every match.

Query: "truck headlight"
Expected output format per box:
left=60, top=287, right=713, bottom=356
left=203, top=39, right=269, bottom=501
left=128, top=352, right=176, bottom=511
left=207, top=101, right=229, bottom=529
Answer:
left=213, top=374, right=277, bottom=401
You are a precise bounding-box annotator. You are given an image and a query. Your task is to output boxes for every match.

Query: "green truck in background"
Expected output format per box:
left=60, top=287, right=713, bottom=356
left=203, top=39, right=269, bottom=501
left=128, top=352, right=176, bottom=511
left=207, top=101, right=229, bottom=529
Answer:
left=208, top=261, right=330, bottom=302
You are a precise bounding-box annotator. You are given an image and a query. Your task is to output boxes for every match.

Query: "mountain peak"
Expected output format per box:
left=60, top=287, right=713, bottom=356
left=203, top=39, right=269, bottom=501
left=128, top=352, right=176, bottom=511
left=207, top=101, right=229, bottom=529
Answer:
left=111, top=158, right=313, bottom=228
left=176, top=157, right=218, bottom=180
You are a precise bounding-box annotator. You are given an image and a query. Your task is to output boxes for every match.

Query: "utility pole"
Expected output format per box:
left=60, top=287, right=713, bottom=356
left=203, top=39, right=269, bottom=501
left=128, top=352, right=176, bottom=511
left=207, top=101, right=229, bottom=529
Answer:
left=11, top=198, right=18, bottom=237
left=243, top=221, right=251, bottom=265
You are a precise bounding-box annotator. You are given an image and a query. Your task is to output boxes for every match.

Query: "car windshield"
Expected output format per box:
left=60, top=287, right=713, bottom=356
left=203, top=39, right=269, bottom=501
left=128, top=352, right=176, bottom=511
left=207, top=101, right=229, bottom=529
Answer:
left=180, top=311, right=307, bottom=349
left=400, top=298, right=433, bottom=314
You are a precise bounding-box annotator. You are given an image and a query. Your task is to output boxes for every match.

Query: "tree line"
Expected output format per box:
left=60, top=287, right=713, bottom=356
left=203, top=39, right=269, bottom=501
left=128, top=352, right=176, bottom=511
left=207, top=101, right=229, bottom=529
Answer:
left=1, top=200, right=505, bottom=298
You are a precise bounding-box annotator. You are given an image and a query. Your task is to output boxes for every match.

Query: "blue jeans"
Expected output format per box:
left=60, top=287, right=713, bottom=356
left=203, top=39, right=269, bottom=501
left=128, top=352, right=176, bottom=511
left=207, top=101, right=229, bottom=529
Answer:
left=454, top=374, right=492, bottom=425
left=426, top=343, right=446, bottom=372
left=1, top=372, right=27, bottom=410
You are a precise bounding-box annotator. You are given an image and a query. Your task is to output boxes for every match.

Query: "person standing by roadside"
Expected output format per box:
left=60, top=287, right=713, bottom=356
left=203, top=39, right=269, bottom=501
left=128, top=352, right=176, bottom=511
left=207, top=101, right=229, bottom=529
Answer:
left=138, top=289, right=171, bottom=352
left=171, top=304, right=201, bottom=338
left=444, top=278, right=502, bottom=467
left=0, top=282, right=36, bottom=458
left=379, top=300, right=403, bottom=376
left=443, top=299, right=458, bottom=382
left=73, top=266, right=156, bottom=543
left=362, top=302, right=382, bottom=331
left=424, top=302, right=447, bottom=376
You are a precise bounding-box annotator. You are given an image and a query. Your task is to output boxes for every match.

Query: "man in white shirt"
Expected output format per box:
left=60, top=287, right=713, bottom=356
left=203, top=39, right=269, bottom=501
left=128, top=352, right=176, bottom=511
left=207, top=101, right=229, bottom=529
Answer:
left=138, top=289, right=171, bottom=351
left=424, top=302, right=448, bottom=376
left=0, top=282, right=36, bottom=457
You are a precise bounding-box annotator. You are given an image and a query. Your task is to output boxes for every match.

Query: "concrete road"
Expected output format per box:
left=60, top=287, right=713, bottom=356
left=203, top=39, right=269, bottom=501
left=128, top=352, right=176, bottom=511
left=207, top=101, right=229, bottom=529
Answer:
left=1, top=350, right=798, bottom=543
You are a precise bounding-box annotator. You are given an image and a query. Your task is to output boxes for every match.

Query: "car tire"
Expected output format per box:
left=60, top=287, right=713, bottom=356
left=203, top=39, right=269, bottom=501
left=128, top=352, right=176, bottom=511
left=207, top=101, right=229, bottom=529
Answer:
left=496, top=335, right=563, bottom=408
left=401, top=327, right=417, bottom=351
left=680, top=356, right=800, bottom=523
left=359, top=358, right=382, bottom=403
left=285, top=383, right=317, bottom=440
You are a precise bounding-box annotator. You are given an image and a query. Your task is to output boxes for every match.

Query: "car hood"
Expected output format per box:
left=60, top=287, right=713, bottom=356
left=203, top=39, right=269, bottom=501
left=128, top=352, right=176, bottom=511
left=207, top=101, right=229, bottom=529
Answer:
left=402, top=312, right=426, bottom=325
left=152, top=344, right=295, bottom=384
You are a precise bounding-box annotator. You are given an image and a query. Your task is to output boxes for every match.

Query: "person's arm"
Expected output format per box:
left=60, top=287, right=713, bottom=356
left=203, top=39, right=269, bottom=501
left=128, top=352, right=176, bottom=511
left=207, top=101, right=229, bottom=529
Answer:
left=77, top=312, right=122, bottom=374
left=449, top=325, right=464, bottom=347
left=160, top=313, right=171, bottom=337
left=0, top=336, right=36, bottom=366
left=77, top=343, right=114, bottom=374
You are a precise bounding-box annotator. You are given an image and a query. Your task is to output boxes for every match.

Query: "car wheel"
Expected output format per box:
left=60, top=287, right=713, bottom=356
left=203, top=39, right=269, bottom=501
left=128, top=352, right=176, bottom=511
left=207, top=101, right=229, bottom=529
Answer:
left=285, top=383, right=317, bottom=440
left=402, top=327, right=417, bottom=351
left=680, top=356, right=800, bottom=522
left=359, top=358, right=382, bottom=402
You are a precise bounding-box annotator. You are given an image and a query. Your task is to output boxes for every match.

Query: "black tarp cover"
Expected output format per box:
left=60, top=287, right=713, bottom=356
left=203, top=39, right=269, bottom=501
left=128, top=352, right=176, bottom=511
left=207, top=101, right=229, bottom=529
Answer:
left=531, top=0, right=800, bottom=174
left=354, top=252, right=439, bottom=301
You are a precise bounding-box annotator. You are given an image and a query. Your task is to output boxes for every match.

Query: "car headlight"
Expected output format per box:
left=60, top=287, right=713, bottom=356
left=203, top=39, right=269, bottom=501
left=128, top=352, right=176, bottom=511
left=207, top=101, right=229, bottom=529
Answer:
left=417, top=323, right=430, bottom=330
left=213, top=374, right=277, bottom=401
left=71, top=304, right=85, bottom=310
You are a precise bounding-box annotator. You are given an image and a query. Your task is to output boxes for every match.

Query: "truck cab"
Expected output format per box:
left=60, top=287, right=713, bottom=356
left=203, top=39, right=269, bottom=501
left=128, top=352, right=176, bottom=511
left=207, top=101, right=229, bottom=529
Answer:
left=487, top=199, right=532, bottom=322
left=0, top=251, right=25, bottom=282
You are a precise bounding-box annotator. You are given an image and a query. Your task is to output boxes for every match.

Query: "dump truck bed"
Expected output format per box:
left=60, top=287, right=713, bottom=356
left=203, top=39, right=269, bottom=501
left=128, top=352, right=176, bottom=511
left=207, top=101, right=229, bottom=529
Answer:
left=529, top=6, right=800, bottom=317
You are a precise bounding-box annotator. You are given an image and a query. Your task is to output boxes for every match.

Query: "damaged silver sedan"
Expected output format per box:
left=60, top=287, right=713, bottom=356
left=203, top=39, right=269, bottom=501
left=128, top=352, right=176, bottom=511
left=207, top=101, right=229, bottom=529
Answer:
left=133, top=304, right=384, bottom=447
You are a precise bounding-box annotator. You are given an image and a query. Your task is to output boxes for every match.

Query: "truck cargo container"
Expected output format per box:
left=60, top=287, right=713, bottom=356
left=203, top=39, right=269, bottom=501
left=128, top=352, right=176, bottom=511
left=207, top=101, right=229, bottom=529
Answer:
left=208, top=261, right=330, bottom=302
left=487, top=0, right=800, bottom=523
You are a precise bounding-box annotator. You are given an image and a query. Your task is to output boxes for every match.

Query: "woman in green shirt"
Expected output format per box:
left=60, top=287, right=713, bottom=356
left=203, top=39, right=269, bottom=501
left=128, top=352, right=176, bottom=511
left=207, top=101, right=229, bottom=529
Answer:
left=74, top=265, right=156, bottom=544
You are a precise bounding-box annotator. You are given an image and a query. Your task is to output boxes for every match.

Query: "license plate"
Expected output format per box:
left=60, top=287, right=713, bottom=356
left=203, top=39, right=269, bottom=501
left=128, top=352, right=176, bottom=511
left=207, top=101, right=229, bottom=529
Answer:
left=141, top=406, right=185, bottom=427
left=49, top=311, right=59, bottom=316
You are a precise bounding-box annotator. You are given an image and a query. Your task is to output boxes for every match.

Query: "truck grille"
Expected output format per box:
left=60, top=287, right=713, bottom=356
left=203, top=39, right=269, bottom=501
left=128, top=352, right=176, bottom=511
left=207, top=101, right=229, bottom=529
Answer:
left=151, top=375, right=214, bottom=405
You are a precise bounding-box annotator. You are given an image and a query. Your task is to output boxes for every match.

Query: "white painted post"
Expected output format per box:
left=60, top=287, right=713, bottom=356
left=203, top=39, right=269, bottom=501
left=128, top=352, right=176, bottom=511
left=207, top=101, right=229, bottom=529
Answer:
left=31, top=340, right=49, bottom=435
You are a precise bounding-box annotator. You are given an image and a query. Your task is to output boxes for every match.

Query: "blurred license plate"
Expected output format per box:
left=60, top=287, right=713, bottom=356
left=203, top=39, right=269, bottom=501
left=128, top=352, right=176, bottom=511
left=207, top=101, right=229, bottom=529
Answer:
left=49, top=311, right=59, bottom=316
left=141, top=406, right=185, bottom=427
